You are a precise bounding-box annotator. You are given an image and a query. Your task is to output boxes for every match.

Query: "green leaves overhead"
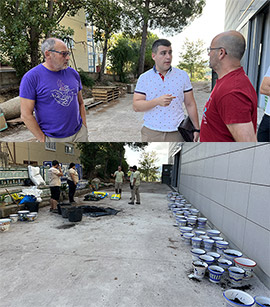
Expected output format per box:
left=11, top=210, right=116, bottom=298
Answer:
left=0, top=0, right=84, bottom=77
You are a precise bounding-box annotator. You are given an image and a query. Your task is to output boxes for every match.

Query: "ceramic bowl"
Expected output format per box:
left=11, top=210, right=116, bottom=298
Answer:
left=200, top=235, right=210, bottom=240
left=216, top=240, right=229, bottom=254
left=254, top=296, right=270, bottom=307
left=179, top=226, right=193, bottom=237
left=18, top=210, right=30, bottom=221
left=218, top=258, right=233, bottom=271
left=27, top=214, right=36, bottom=222
left=192, top=260, right=208, bottom=280
left=177, top=219, right=187, bottom=227
left=207, top=229, right=221, bottom=238
left=183, top=232, right=194, bottom=245
left=191, top=248, right=206, bottom=261
left=199, top=254, right=215, bottom=266
left=191, top=237, right=202, bottom=248
left=208, top=265, right=224, bottom=283
left=234, top=257, right=257, bottom=280
left=190, top=208, right=199, bottom=216
left=228, top=266, right=246, bottom=285
left=203, top=239, right=215, bottom=252
left=194, top=230, right=206, bottom=237
left=9, top=214, right=19, bottom=223
left=0, top=218, right=11, bottom=232
left=187, top=217, right=197, bottom=227
left=223, top=289, right=255, bottom=307
left=207, top=252, right=221, bottom=262
left=223, top=249, right=243, bottom=262
left=197, top=217, right=207, bottom=229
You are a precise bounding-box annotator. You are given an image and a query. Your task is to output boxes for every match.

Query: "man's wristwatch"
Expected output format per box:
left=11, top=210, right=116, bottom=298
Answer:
left=193, top=129, right=200, bottom=133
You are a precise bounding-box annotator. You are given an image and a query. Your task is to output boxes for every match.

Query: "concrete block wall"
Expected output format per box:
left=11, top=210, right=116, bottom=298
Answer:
left=178, top=143, right=270, bottom=288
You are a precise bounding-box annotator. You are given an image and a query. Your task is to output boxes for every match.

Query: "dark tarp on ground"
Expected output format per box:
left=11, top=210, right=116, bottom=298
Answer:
left=79, top=205, right=120, bottom=217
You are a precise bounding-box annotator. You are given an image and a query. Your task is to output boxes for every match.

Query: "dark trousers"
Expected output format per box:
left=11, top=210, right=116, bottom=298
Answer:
left=257, top=114, right=270, bottom=142
left=67, top=180, right=76, bottom=202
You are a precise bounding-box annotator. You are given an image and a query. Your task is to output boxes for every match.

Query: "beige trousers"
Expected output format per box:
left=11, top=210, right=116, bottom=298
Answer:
left=141, top=126, right=184, bottom=142
left=45, top=124, right=88, bottom=142
left=131, top=185, right=140, bottom=203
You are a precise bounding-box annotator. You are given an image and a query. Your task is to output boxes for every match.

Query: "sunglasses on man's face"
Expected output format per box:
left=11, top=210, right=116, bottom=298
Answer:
left=48, top=50, right=71, bottom=57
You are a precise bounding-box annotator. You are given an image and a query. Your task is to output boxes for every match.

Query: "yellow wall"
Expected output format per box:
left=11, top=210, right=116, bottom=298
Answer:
left=1, top=143, right=81, bottom=166
left=60, top=8, right=89, bottom=71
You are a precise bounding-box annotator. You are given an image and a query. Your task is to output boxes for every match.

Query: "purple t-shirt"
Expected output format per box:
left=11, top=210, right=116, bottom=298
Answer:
left=20, top=64, right=83, bottom=138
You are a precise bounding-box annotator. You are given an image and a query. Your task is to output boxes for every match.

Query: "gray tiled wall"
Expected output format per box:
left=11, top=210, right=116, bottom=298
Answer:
left=178, top=143, right=270, bottom=287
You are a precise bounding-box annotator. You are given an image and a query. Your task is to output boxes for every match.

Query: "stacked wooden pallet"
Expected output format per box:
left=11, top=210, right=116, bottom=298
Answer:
left=92, top=86, right=119, bottom=103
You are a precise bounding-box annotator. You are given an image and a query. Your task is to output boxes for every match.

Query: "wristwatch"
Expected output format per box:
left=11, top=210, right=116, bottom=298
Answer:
left=193, top=129, right=200, bottom=133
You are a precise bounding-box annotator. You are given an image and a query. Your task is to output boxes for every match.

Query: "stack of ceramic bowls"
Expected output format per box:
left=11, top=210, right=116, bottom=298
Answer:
left=197, top=217, right=207, bottom=229
left=191, top=237, right=202, bottom=248
left=18, top=210, right=30, bottom=221
left=183, top=232, right=194, bottom=245
left=216, top=240, right=229, bottom=254
left=191, top=248, right=206, bottom=261
left=207, top=229, right=221, bottom=238
left=203, top=239, right=215, bottom=252
left=179, top=226, right=193, bottom=239
left=199, top=254, right=215, bottom=266
left=9, top=214, right=19, bottom=223
left=0, top=218, right=11, bottom=232
left=194, top=230, right=206, bottom=237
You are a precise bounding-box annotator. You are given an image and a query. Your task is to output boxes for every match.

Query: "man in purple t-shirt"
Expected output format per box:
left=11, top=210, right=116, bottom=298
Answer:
left=20, top=38, right=88, bottom=142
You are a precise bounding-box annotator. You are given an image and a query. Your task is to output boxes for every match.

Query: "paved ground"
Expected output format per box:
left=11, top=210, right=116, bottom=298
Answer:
left=0, top=81, right=219, bottom=142
left=0, top=81, right=264, bottom=141
left=1, top=182, right=269, bottom=307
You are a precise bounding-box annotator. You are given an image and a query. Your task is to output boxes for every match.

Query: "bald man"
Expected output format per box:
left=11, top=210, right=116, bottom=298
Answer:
left=20, top=38, right=88, bottom=142
left=200, top=31, right=257, bottom=142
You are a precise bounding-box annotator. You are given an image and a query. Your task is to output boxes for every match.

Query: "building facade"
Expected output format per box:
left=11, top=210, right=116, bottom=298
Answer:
left=0, top=142, right=80, bottom=167
left=225, top=0, right=270, bottom=110
left=170, top=142, right=270, bottom=288
left=60, top=8, right=104, bottom=73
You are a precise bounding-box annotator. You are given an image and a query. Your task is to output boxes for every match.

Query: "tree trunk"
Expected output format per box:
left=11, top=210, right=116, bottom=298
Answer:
left=137, top=0, right=150, bottom=77
left=99, top=37, right=108, bottom=82
left=30, top=27, right=41, bottom=68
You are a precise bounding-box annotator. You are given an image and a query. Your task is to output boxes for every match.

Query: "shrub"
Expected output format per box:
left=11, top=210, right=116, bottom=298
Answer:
left=78, top=69, right=95, bottom=88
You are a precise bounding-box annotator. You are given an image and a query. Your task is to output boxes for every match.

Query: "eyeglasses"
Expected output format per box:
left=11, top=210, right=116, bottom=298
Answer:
left=49, top=50, right=71, bottom=57
left=207, top=47, right=227, bottom=55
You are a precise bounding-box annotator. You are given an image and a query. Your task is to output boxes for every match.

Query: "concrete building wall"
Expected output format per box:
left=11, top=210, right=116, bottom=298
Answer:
left=1, top=143, right=81, bottom=166
left=177, top=143, right=270, bottom=288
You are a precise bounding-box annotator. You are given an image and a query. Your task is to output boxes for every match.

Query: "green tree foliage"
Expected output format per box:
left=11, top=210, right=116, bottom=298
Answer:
left=138, top=151, right=159, bottom=182
left=108, top=35, right=138, bottom=83
left=85, top=0, right=122, bottom=82
left=0, top=0, right=84, bottom=77
left=108, top=32, right=158, bottom=81
left=177, top=38, right=208, bottom=81
left=120, top=0, right=206, bottom=76
left=77, top=143, right=128, bottom=179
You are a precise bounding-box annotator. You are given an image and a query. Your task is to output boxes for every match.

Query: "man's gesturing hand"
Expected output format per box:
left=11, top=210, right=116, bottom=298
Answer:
left=156, top=94, right=176, bottom=107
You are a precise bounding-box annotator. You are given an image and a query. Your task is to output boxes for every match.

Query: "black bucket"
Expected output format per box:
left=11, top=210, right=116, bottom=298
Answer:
left=68, top=207, right=82, bottom=222
left=24, top=202, right=39, bottom=212
left=61, top=206, right=73, bottom=218
left=58, top=203, right=71, bottom=215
